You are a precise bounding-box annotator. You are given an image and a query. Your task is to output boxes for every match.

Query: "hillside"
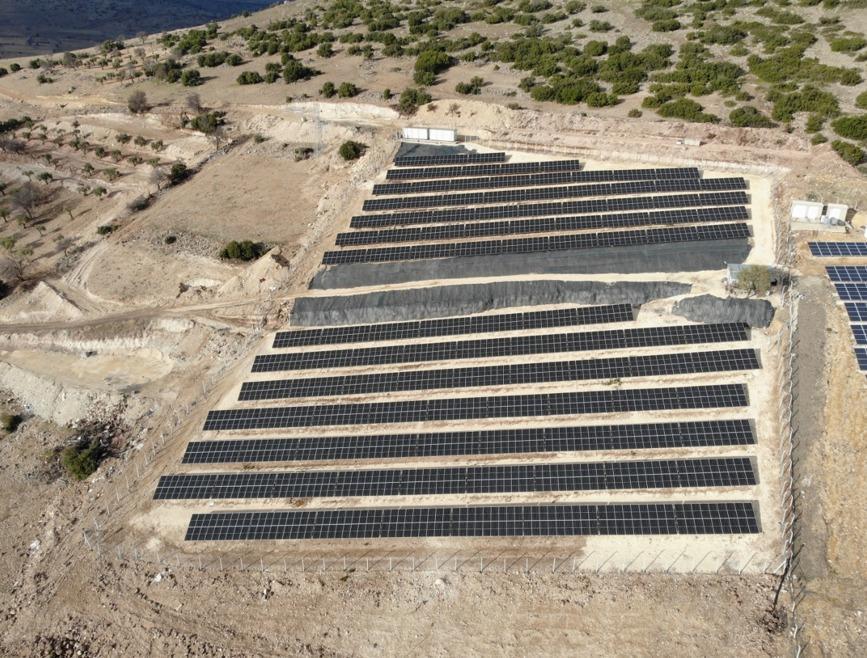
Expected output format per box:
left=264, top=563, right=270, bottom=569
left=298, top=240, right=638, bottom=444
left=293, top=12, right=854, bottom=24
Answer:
left=0, top=0, right=275, bottom=57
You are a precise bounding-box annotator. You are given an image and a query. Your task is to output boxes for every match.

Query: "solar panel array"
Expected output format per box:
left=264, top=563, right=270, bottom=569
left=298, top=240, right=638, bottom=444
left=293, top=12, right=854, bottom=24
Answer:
left=834, top=283, right=867, bottom=301
left=351, top=191, right=750, bottom=228
left=240, top=349, right=759, bottom=401
left=393, top=152, right=506, bottom=167
left=810, top=242, right=867, bottom=257
left=324, top=223, right=751, bottom=265
left=827, top=266, right=867, bottom=282
left=373, top=167, right=700, bottom=195
left=362, top=178, right=747, bottom=212
left=821, top=257, right=867, bottom=374
left=185, top=502, right=761, bottom=541
left=273, top=304, right=633, bottom=348
left=254, top=323, right=749, bottom=372
left=337, top=207, right=749, bottom=247
left=156, top=157, right=765, bottom=544
left=385, top=159, right=581, bottom=180
left=205, top=384, right=750, bottom=431
left=182, top=419, right=756, bottom=464
left=846, top=303, right=867, bottom=322
left=857, top=347, right=867, bottom=371
left=155, top=457, right=756, bottom=500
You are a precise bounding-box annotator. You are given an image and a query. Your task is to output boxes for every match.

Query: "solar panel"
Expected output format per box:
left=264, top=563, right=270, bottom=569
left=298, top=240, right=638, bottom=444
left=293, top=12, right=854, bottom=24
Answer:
left=373, top=167, right=701, bottom=195
left=273, top=304, right=634, bottom=348
left=203, top=384, right=749, bottom=431
left=182, top=419, right=756, bottom=464
left=853, top=325, right=867, bottom=345
left=239, top=349, right=760, bottom=401
left=857, top=347, right=867, bottom=371
left=254, top=323, right=750, bottom=372
left=386, top=160, right=583, bottom=180
left=393, top=152, right=506, bottom=167
left=350, top=191, right=750, bottom=228
left=337, top=206, right=750, bottom=247
left=810, top=242, right=867, bottom=257
left=184, top=501, right=762, bottom=540
left=845, top=303, right=867, bottom=322
left=362, top=178, right=748, bottom=212
left=827, top=266, right=867, bottom=282
left=155, top=457, right=757, bottom=500
left=322, top=223, right=752, bottom=265
left=834, top=283, right=867, bottom=301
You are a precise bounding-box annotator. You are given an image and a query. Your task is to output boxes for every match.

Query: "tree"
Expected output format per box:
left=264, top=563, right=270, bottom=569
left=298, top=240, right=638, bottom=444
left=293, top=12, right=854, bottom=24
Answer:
left=831, top=140, right=865, bottom=167
left=736, top=265, right=772, bottom=296
left=237, top=71, right=264, bottom=85
left=37, top=171, right=53, bottom=185
left=398, top=88, right=432, bottom=114
left=186, top=93, right=202, bottom=113
left=339, top=140, right=367, bottom=161
left=12, top=183, right=40, bottom=224
left=169, top=163, right=190, bottom=185
left=128, top=90, right=148, bottom=114
left=414, top=50, right=453, bottom=86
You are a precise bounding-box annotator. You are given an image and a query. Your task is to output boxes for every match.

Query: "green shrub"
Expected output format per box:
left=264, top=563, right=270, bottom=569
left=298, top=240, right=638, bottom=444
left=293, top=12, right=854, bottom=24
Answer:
left=771, top=85, right=839, bottom=122
left=338, top=82, right=359, bottom=98
left=811, top=133, right=827, bottom=144
left=96, top=225, right=115, bottom=235
left=414, top=49, right=453, bottom=85
left=237, top=71, right=263, bottom=85
left=1, top=413, right=22, bottom=433
left=857, top=91, right=867, bottom=110
left=0, top=68, right=6, bottom=78
left=456, top=76, right=485, bottom=95
left=589, top=20, right=613, bottom=32
left=62, top=440, right=106, bottom=480
left=656, top=98, right=719, bottom=123
left=736, top=265, right=773, bottom=296
left=180, top=69, right=202, bottom=87
left=317, top=42, right=334, bottom=58
left=198, top=51, right=228, bottom=67
left=10, top=63, right=21, bottom=72
left=584, top=40, right=607, bottom=57
left=226, top=53, right=243, bottom=66
left=831, top=140, right=865, bottom=166
left=338, top=140, right=367, bottom=161
left=188, top=111, right=225, bottom=134
left=321, top=81, right=336, bottom=97
left=830, top=35, right=866, bottom=53
left=169, top=163, right=190, bottom=185
left=220, top=240, right=266, bottom=261
left=832, top=114, right=867, bottom=141
left=729, top=106, right=776, bottom=128
left=398, top=87, right=432, bottom=114
left=628, top=108, right=642, bottom=118
left=652, top=19, right=681, bottom=32
left=283, top=57, right=317, bottom=83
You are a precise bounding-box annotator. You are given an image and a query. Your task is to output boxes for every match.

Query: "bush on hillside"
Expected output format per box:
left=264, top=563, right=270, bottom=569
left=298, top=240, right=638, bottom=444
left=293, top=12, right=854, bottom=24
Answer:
left=831, top=140, right=865, bottom=166
left=729, top=106, right=776, bottom=128
left=831, top=114, right=867, bottom=141
left=220, top=240, right=266, bottom=261
left=338, top=140, right=367, bottom=161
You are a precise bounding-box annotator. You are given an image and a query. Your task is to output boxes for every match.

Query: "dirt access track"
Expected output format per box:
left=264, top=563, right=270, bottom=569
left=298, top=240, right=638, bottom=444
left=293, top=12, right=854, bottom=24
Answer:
left=0, top=81, right=866, bottom=655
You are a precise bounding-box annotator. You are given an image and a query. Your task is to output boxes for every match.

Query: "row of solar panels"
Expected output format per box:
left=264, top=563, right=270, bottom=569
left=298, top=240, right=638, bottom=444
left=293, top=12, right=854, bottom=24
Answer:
left=185, top=502, right=761, bottom=540
left=824, top=266, right=867, bottom=374
left=386, top=158, right=576, bottom=180
left=362, top=178, right=747, bottom=212
left=154, top=457, right=757, bottom=500
left=274, top=304, right=634, bottom=348
left=182, top=419, right=756, bottom=464
left=373, top=167, right=700, bottom=196
left=204, top=384, right=750, bottom=430
left=337, top=206, right=750, bottom=247
left=810, top=242, right=867, bottom=257
left=323, top=223, right=751, bottom=265
left=239, top=349, right=760, bottom=401
left=394, top=151, right=506, bottom=167
left=351, top=191, right=750, bottom=228
left=254, top=323, right=749, bottom=372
